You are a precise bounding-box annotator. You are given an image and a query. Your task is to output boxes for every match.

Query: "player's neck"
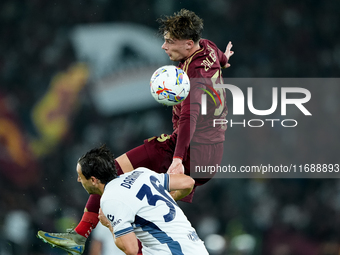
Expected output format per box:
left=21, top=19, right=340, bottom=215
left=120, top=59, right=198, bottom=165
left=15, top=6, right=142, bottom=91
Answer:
left=180, top=42, right=201, bottom=63
left=97, top=183, right=106, bottom=195
left=190, top=43, right=201, bottom=55
left=185, top=43, right=201, bottom=60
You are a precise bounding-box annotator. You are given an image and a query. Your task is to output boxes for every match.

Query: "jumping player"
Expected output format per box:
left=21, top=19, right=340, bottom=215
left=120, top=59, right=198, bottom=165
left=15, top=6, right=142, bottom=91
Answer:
left=37, top=9, right=234, bottom=254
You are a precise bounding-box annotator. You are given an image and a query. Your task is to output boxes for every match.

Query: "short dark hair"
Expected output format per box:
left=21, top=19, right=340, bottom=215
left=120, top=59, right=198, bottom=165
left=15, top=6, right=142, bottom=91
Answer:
left=158, top=9, right=203, bottom=43
left=78, top=144, right=117, bottom=184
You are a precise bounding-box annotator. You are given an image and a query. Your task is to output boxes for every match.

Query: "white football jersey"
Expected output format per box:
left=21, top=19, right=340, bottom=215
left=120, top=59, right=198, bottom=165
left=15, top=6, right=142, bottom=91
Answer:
left=100, top=167, right=208, bottom=255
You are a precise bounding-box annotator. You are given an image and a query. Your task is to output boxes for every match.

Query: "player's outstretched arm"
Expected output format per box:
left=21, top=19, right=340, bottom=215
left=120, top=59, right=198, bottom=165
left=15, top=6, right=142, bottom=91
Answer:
left=168, top=174, right=195, bottom=201
left=224, top=41, right=234, bottom=68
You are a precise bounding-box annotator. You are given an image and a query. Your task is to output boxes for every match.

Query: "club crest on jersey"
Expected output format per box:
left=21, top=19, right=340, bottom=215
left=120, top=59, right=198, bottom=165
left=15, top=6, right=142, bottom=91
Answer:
left=107, top=214, right=114, bottom=222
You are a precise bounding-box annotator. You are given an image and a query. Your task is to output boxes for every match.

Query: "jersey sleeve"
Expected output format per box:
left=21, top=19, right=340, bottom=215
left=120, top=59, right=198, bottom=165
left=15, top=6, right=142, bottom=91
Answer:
left=142, top=168, right=170, bottom=192
left=173, top=99, right=200, bottom=160
left=159, top=172, right=170, bottom=191
left=218, top=47, right=228, bottom=68
left=101, top=198, right=135, bottom=238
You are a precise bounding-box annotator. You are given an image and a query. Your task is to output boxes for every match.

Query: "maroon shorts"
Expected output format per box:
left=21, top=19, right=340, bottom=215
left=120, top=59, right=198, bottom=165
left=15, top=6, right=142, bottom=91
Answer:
left=125, top=134, right=224, bottom=203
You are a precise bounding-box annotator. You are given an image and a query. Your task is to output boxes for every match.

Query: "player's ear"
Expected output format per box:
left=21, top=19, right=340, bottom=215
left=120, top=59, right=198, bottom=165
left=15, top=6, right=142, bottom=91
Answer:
left=90, top=176, right=97, bottom=185
left=186, top=40, right=194, bottom=50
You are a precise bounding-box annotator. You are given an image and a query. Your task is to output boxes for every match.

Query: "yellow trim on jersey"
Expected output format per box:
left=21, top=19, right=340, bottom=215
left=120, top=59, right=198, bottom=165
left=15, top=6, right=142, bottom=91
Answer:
left=147, top=136, right=156, bottom=142
left=182, top=47, right=205, bottom=73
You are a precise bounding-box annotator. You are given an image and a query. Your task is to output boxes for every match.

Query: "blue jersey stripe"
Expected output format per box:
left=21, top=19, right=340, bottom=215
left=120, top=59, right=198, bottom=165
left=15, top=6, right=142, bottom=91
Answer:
left=115, top=226, right=134, bottom=238
left=135, top=215, right=184, bottom=255
left=164, top=173, right=170, bottom=191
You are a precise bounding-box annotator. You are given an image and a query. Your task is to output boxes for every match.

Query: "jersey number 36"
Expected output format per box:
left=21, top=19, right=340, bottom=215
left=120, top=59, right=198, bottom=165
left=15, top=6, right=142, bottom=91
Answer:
left=136, top=176, right=177, bottom=222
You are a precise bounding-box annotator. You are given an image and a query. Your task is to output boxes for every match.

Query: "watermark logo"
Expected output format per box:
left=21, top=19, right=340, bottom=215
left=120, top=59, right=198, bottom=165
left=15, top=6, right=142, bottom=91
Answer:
left=198, top=83, right=222, bottom=107
left=201, top=84, right=312, bottom=128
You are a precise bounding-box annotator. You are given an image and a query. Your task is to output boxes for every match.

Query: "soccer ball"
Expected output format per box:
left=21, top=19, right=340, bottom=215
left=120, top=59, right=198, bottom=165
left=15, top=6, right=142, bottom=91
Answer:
left=150, top=65, right=190, bottom=106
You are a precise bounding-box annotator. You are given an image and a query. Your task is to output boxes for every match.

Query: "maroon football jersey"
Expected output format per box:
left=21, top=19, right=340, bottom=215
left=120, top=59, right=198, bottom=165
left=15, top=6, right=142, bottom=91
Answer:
left=173, top=39, right=228, bottom=159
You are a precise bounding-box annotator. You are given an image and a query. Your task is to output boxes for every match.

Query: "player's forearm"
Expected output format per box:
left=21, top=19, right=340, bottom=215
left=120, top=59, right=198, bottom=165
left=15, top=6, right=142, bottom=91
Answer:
left=173, top=103, right=200, bottom=159
left=115, top=233, right=139, bottom=255
left=105, top=219, right=138, bottom=255
left=173, top=117, right=191, bottom=159
left=115, top=241, right=138, bottom=255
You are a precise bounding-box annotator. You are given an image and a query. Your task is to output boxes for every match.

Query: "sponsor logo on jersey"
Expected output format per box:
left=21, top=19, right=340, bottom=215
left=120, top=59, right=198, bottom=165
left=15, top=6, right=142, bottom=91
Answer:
left=107, top=214, right=114, bottom=221
left=187, top=230, right=200, bottom=241
left=113, top=219, right=122, bottom=227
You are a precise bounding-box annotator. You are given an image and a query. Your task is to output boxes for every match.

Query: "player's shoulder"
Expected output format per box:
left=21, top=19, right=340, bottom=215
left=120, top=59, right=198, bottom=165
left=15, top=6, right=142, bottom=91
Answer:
left=187, top=39, right=221, bottom=67
left=199, top=38, right=215, bottom=46
left=133, top=167, right=153, bottom=174
left=104, top=168, right=165, bottom=194
left=199, top=39, right=219, bottom=51
left=114, top=168, right=155, bottom=189
left=122, top=167, right=154, bottom=181
left=101, top=174, right=138, bottom=204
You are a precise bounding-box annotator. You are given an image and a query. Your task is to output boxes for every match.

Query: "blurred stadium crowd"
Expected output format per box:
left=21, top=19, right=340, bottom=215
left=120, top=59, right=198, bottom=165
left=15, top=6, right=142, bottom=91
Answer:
left=0, top=0, right=340, bottom=254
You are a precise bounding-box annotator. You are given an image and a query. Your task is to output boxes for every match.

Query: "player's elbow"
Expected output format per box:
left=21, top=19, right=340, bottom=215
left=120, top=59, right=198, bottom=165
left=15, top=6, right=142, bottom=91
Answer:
left=123, top=247, right=139, bottom=255
left=169, top=174, right=195, bottom=191
left=186, top=176, right=195, bottom=190
left=180, top=175, right=195, bottom=190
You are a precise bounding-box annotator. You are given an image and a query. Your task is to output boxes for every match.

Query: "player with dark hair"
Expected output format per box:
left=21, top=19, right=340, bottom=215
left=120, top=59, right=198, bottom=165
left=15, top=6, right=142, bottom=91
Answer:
left=37, top=8, right=234, bottom=254
left=78, top=146, right=117, bottom=183
left=39, top=145, right=208, bottom=255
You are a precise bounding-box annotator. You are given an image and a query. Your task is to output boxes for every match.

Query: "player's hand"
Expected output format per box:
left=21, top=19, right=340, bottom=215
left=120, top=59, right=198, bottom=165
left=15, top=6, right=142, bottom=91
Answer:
left=98, top=208, right=113, bottom=232
left=167, top=157, right=185, bottom=174
left=224, top=41, right=234, bottom=68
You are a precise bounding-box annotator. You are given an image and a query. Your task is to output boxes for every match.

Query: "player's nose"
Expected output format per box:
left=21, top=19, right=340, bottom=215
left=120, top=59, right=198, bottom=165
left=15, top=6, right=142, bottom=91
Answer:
left=161, top=42, right=167, bottom=50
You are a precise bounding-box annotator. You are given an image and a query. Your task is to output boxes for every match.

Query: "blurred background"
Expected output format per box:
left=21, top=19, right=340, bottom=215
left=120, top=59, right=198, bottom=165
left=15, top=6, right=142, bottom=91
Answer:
left=0, top=0, right=340, bottom=254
